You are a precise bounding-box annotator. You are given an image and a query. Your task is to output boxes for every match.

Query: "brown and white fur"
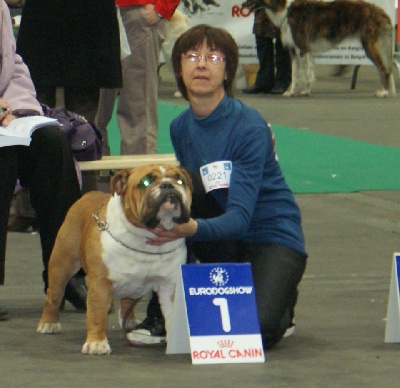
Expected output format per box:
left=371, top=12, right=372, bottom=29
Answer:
left=261, top=0, right=396, bottom=97
left=37, top=165, right=192, bottom=355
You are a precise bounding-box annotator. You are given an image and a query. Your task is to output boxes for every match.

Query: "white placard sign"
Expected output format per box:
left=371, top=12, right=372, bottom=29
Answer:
left=166, top=263, right=265, bottom=364
left=384, top=253, right=400, bottom=343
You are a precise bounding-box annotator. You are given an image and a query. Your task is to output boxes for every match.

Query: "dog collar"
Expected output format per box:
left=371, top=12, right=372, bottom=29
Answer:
left=91, top=204, right=185, bottom=255
left=92, top=205, right=109, bottom=231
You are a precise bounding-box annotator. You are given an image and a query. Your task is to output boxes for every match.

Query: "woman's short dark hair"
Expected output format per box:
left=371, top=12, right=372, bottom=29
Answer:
left=172, top=24, right=239, bottom=100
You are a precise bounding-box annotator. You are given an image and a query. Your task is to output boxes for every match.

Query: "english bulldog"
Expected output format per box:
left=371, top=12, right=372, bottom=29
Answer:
left=37, top=164, right=192, bottom=355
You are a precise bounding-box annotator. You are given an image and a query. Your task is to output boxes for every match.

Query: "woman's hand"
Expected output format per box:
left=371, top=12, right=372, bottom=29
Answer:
left=143, top=4, right=161, bottom=25
left=1, top=112, right=16, bottom=127
left=146, top=218, right=198, bottom=246
left=0, top=99, right=12, bottom=126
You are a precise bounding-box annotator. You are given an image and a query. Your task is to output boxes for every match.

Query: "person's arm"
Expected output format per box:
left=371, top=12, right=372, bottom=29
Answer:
left=0, top=1, right=41, bottom=115
left=192, top=125, right=268, bottom=241
left=154, top=0, right=180, bottom=20
left=148, top=122, right=271, bottom=245
left=5, top=53, right=42, bottom=116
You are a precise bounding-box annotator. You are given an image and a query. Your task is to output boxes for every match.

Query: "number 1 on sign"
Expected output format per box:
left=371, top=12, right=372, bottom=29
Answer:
left=213, top=298, right=231, bottom=332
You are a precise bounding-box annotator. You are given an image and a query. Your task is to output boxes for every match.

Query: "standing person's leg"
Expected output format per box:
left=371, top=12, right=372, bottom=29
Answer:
left=254, top=36, right=275, bottom=91
left=64, top=86, right=100, bottom=123
left=118, top=7, right=166, bottom=155
left=64, top=86, right=101, bottom=192
left=95, top=88, right=118, bottom=157
left=34, top=85, right=57, bottom=107
left=243, top=36, right=274, bottom=94
left=17, top=127, right=82, bottom=297
left=271, top=35, right=292, bottom=94
left=242, top=243, right=307, bottom=349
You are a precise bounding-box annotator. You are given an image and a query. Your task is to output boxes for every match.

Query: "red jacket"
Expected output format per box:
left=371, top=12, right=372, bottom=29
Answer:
left=115, top=0, right=180, bottom=20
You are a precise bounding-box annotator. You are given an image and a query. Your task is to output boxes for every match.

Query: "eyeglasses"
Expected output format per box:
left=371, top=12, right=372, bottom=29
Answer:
left=182, top=53, right=226, bottom=65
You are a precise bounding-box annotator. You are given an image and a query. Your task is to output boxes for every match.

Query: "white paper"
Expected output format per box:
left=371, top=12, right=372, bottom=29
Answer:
left=0, top=116, right=60, bottom=147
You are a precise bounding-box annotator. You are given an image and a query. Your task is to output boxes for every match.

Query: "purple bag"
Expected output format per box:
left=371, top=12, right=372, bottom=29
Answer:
left=41, top=104, right=103, bottom=161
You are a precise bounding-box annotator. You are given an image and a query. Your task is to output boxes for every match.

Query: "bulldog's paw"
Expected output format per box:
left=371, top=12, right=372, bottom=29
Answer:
left=37, top=322, right=62, bottom=334
left=82, top=339, right=111, bottom=355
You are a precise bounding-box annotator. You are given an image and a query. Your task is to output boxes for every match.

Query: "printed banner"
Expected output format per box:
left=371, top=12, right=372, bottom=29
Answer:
left=178, top=0, right=396, bottom=65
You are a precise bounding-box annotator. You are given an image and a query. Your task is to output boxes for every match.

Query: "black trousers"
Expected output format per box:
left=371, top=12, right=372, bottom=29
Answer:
left=148, top=172, right=307, bottom=349
left=35, top=85, right=101, bottom=193
left=0, top=127, right=81, bottom=286
left=254, top=35, right=291, bottom=91
left=35, top=86, right=100, bottom=123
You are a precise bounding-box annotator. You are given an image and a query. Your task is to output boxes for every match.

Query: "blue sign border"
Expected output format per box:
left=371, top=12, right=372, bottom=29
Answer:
left=182, top=263, right=261, bottom=336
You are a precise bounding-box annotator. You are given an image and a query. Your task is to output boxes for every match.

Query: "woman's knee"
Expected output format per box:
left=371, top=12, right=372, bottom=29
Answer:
left=31, top=126, right=67, bottom=148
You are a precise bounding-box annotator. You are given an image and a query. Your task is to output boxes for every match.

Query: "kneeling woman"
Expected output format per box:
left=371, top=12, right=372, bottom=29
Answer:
left=128, top=24, right=308, bottom=349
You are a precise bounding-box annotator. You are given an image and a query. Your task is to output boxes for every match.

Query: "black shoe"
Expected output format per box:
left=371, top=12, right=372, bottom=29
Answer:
left=269, top=85, right=288, bottom=95
left=61, top=275, right=87, bottom=311
left=331, top=65, right=350, bottom=77
left=242, top=86, right=270, bottom=94
left=0, top=307, right=9, bottom=321
left=8, top=216, right=39, bottom=233
left=126, top=316, right=166, bottom=347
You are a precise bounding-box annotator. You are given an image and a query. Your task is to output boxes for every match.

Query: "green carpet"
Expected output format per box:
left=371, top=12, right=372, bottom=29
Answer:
left=108, top=101, right=185, bottom=156
left=272, top=125, right=400, bottom=193
left=108, top=101, right=400, bottom=194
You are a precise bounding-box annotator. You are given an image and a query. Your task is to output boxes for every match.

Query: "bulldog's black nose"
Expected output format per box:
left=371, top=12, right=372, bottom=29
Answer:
left=159, top=181, right=173, bottom=190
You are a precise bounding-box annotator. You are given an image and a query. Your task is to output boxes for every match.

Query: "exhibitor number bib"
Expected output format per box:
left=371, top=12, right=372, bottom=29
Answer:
left=200, top=160, right=232, bottom=193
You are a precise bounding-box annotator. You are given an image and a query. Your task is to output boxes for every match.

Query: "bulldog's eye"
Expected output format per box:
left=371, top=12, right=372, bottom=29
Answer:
left=176, top=179, right=184, bottom=186
left=138, top=175, right=154, bottom=188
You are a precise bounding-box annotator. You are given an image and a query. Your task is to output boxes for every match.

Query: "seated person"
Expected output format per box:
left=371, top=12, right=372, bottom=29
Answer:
left=0, top=0, right=84, bottom=321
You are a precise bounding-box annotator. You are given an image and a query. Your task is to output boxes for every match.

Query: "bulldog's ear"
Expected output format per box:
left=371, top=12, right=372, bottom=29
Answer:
left=180, top=168, right=193, bottom=191
left=110, top=170, right=131, bottom=195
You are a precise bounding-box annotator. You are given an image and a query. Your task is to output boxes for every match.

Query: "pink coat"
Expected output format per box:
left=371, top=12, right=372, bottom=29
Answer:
left=0, top=0, right=42, bottom=114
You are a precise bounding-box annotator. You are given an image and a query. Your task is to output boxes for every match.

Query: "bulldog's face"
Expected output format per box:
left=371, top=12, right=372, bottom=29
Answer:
left=111, top=165, right=193, bottom=229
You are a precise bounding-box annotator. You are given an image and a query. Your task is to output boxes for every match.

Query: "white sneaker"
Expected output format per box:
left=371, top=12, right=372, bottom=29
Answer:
left=126, top=316, right=166, bottom=347
left=284, top=323, right=296, bottom=338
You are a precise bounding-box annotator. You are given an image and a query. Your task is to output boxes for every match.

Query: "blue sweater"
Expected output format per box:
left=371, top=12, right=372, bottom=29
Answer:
left=170, top=95, right=307, bottom=257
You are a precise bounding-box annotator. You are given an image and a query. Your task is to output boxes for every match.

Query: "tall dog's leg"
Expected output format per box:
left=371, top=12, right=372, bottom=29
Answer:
left=284, top=49, right=300, bottom=97
left=37, top=234, right=81, bottom=334
left=300, top=53, right=315, bottom=97
left=82, top=274, right=114, bottom=355
left=362, top=26, right=396, bottom=98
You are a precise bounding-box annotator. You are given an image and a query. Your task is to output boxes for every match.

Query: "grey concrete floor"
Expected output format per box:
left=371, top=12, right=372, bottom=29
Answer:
left=1, top=65, right=400, bottom=387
